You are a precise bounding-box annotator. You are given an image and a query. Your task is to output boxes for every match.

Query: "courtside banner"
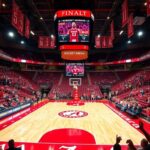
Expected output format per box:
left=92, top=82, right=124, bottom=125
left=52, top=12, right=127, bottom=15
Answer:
left=147, top=0, right=150, bottom=16
left=110, top=21, right=115, bottom=40
left=128, top=13, right=134, bottom=38
left=95, top=36, right=101, bottom=48
left=24, top=17, right=30, bottom=38
left=11, top=0, right=19, bottom=29
left=55, top=10, right=93, bottom=19
left=0, top=141, right=132, bottom=150
left=101, top=36, right=107, bottom=48
left=122, top=0, right=128, bottom=27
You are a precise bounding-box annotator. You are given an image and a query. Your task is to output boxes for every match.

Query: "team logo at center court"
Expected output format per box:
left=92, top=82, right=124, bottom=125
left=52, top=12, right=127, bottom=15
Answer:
left=58, top=110, right=88, bottom=118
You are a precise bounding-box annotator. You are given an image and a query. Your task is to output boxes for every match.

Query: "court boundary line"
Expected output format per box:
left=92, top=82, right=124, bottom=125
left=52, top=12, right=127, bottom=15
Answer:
left=104, top=103, right=143, bottom=134
left=0, top=100, right=49, bottom=131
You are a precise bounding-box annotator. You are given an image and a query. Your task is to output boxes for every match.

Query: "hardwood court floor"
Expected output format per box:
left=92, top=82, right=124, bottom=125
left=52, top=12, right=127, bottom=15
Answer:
left=0, top=102, right=144, bottom=145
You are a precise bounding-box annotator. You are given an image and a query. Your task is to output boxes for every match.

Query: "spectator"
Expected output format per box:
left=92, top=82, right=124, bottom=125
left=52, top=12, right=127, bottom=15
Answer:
left=139, top=138, right=149, bottom=150
left=7, top=139, right=21, bottom=150
left=126, top=138, right=150, bottom=150
left=126, top=139, right=136, bottom=150
left=139, top=121, right=150, bottom=143
left=113, top=135, right=122, bottom=150
left=121, top=101, right=128, bottom=112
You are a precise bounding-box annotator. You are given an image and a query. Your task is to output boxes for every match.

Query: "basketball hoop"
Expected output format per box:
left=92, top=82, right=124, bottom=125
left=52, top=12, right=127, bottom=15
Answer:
left=69, top=78, right=81, bottom=87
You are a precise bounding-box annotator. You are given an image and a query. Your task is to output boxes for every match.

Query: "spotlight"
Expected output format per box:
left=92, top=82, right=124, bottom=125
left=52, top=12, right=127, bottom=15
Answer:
left=30, top=31, right=35, bottom=35
left=51, top=34, right=54, bottom=38
left=127, top=40, right=131, bottom=44
left=107, top=16, right=110, bottom=20
left=20, top=40, right=25, bottom=44
left=8, top=31, right=15, bottom=38
left=40, top=17, right=43, bottom=20
left=97, top=34, right=101, bottom=38
left=2, top=3, right=6, bottom=7
left=137, top=31, right=143, bottom=37
left=119, top=30, right=124, bottom=35
left=144, top=2, right=147, bottom=6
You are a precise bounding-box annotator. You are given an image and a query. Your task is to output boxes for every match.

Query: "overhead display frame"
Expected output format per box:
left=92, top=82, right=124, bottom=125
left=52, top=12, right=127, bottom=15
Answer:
left=54, top=10, right=94, bottom=60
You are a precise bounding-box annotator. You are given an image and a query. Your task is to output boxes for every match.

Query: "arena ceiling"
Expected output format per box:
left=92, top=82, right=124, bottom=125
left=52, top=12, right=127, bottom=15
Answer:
left=0, top=0, right=150, bottom=62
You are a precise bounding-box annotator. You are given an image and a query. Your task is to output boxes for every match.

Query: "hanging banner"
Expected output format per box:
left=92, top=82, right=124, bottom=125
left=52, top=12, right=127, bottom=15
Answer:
left=17, top=9, right=24, bottom=35
left=110, top=21, right=115, bottom=40
left=24, top=17, right=30, bottom=38
left=12, top=0, right=24, bottom=35
left=38, top=36, right=55, bottom=48
left=108, top=36, right=113, bottom=48
left=11, top=0, right=19, bottom=29
left=38, top=36, right=45, bottom=48
left=122, top=0, right=128, bottom=27
left=128, top=13, right=134, bottom=38
left=101, top=36, right=107, bottom=48
left=147, top=0, right=150, bottom=16
left=45, top=37, right=50, bottom=48
left=95, top=36, right=101, bottom=48
left=50, top=37, right=56, bottom=48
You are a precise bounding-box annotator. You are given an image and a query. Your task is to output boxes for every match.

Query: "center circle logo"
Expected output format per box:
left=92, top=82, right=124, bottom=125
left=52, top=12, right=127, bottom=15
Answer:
left=58, top=110, right=88, bottom=118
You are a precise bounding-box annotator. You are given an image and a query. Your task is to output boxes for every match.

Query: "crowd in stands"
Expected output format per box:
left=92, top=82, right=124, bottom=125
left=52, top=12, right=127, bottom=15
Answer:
left=111, top=70, right=150, bottom=119
left=0, top=68, right=40, bottom=113
left=0, top=68, right=150, bottom=149
left=48, top=74, right=102, bottom=100
left=0, top=68, right=150, bottom=120
left=115, top=98, right=142, bottom=117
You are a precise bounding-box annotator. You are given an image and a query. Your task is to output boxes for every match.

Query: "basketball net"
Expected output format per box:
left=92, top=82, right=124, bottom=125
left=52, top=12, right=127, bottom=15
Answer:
left=73, top=84, right=78, bottom=90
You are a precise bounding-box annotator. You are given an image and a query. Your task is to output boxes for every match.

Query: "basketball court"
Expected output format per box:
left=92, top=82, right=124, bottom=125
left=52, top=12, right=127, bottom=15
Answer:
left=0, top=0, right=150, bottom=150
left=0, top=102, right=145, bottom=145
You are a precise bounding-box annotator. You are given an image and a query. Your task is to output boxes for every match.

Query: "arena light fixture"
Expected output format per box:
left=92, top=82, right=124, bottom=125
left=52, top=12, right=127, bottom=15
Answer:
left=20, top=40, right=25, bottom=44
left=2, top=3, right=6, bottom=7
left=127, top=40, right=132, bottom=44
left=51, top=34, right=54, bottom=38
left=119, top=30, right=124, bottom=35
left=107, top=16, right=110, bottom=20
left=30, top=31, right=35, bottom=35
left=137, top=31, right=144, bottom=37
left=8, top=31, right=15, bottom=38
left=40, top=17, right=43, bottom=20
left=97, top=34, right=101, bottom=38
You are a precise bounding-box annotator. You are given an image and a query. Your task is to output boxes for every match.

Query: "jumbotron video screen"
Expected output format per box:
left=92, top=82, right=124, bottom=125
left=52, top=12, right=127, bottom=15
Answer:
left=66, top=63, right=84, bottom=77
left=58, top=19, right=90, bottom=43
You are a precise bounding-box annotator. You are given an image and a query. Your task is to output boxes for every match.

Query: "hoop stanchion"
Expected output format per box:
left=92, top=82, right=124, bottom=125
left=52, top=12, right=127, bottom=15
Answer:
left=67, top=85, right=85, bottom=106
